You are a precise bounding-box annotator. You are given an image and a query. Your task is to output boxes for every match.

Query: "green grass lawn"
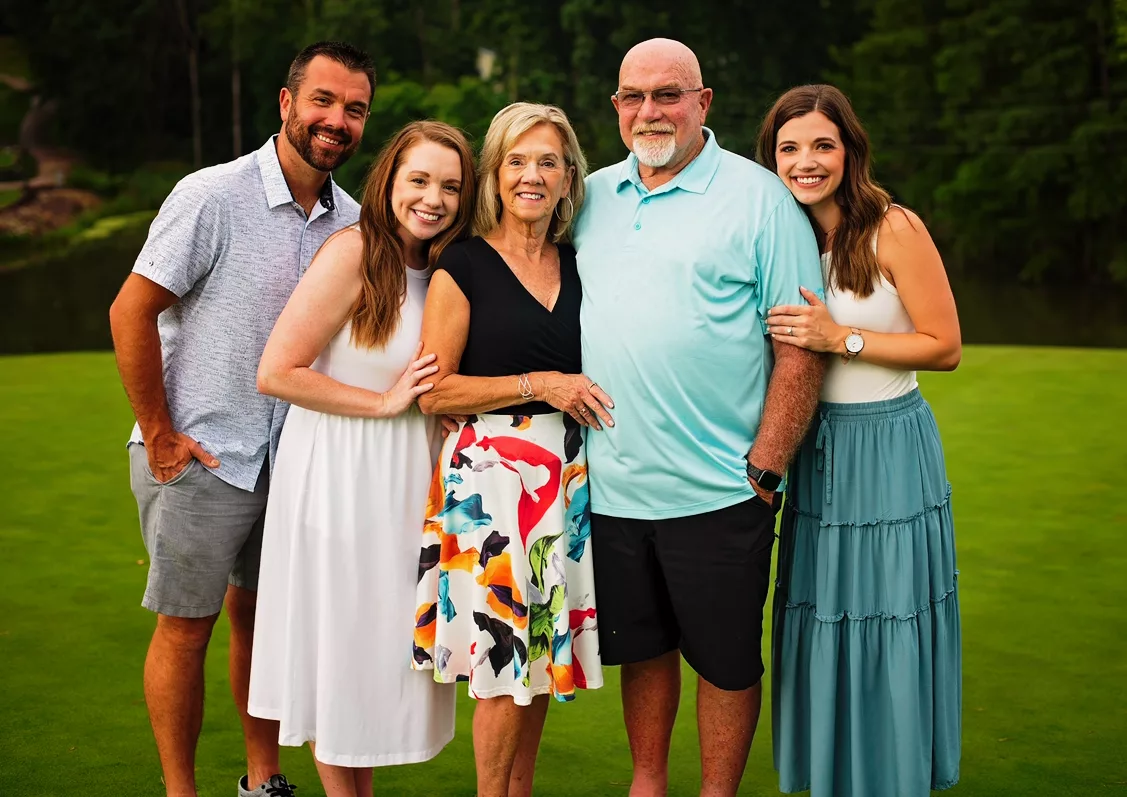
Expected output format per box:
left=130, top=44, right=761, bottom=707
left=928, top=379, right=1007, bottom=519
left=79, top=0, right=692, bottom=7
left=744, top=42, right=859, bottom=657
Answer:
left=1, top=347, right=1125, bottom=796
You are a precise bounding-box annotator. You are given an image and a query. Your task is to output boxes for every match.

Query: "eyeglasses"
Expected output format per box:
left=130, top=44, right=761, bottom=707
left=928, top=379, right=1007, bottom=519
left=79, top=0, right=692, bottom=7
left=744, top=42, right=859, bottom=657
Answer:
left=612, top=87, right=703, bottom=109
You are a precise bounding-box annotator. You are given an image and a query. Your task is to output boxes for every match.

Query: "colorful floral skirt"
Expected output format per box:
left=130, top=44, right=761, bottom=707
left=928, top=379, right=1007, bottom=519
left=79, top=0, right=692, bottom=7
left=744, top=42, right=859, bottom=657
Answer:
left=412, top=412, right=602, bottom=705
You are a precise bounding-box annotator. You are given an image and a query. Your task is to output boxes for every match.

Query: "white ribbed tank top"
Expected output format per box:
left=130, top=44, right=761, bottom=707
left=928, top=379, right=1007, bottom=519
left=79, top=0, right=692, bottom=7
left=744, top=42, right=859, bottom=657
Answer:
left=820, top=228, right=918, bottom=404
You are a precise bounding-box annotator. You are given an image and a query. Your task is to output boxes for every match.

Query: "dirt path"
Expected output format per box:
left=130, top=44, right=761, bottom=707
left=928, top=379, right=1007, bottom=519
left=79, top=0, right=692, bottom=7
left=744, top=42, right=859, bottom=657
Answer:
left=0, top=80, right=99, bottom=235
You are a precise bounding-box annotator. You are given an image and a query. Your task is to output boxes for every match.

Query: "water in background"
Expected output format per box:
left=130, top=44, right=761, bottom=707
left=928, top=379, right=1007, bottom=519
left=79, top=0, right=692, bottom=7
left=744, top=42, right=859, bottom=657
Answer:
left=1, top=231, right=1125, bottom=353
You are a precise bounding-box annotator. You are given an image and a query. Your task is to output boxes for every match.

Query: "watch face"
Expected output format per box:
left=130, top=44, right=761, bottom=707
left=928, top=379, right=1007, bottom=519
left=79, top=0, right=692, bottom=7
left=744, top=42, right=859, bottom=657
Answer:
left=845, top=333, right=864, bottom=353
left=758, top=471, right=782, bottom=491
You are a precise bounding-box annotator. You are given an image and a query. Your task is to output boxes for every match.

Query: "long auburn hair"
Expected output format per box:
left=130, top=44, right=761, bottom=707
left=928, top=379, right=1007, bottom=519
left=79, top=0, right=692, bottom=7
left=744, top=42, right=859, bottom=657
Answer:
left=756, top=85, right=892, bottom=298
left=351, top=121, right=476, bottom=349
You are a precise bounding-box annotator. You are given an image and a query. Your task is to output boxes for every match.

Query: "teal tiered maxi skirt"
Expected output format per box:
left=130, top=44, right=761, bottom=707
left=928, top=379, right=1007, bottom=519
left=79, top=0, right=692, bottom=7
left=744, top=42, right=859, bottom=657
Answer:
left=773, top=389, right=961, bottom=797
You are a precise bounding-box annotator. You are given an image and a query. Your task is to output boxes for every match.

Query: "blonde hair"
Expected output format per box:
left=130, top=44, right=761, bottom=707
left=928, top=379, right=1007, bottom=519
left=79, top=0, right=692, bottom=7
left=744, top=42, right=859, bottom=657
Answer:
left=474, top=102, right=588, bottom=242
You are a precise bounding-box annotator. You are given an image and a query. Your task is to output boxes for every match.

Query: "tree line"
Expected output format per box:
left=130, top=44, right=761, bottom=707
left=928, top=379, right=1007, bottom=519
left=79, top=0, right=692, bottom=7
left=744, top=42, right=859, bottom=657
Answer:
left=3, top=0, right=1125, bottom=287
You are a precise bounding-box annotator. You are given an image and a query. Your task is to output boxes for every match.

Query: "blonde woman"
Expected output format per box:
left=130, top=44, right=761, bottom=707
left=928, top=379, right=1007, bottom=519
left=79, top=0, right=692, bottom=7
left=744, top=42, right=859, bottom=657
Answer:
left=412, top=103, right=607, bottom=797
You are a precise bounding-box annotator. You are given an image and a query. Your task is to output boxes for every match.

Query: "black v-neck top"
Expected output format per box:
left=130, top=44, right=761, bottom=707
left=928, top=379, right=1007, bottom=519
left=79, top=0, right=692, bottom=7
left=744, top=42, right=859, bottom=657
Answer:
left=437, top=236, right=581, bottom=415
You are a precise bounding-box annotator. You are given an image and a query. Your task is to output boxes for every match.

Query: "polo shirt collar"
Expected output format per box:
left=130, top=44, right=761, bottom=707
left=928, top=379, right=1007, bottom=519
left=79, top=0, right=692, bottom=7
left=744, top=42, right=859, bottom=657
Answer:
left=257, top=134, right=340, bottom=212
left=616, top=127, right=722, bottom=196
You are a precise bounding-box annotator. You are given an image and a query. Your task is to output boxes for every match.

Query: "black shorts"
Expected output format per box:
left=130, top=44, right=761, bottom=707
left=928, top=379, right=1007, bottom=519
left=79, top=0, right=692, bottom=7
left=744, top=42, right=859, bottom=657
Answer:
left=592, top=496, right=778, bottom=691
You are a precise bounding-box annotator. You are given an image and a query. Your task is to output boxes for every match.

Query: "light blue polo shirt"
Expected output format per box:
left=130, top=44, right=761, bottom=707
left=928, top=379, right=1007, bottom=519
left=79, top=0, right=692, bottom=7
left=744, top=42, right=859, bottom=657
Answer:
left=573, top=129, right=823, bottom=519
left=127, top=136, right=360, bottom=491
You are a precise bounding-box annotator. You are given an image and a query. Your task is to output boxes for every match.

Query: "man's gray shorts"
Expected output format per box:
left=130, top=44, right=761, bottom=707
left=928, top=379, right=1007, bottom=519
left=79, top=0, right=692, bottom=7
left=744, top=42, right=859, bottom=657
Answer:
left=129, top=443, right=268, bottom=618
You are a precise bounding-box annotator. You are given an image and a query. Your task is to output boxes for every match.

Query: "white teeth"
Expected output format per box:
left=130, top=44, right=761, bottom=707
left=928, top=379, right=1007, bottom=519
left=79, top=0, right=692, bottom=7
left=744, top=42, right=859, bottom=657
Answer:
left=517, top=192, right=544, bottom=200
left=796, top=176, right=824, bottom=185
left=315, top=133, right=342, bottom=145
left=413, top=210, right=440, bottom=221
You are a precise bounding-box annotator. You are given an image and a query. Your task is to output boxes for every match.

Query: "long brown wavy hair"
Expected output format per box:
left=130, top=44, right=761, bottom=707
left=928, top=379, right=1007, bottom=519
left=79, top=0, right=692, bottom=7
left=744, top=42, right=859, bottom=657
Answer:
left=756, top=85, right=892, bottom=298
left=352, top=121, right=476, bottom=349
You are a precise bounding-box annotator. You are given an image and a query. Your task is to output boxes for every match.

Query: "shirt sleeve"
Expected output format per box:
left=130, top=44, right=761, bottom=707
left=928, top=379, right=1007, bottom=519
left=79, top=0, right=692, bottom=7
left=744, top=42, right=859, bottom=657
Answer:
left=753, top=195, right=825, bottom=335
left=132, top=181, right=227, bottom=298
left=436, top=243, right=472, bottom=302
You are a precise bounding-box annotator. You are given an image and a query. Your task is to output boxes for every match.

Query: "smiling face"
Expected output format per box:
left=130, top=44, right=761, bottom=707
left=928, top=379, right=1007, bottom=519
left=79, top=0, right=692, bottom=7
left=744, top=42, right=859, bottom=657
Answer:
left=613, top=44, right=711, bottom=175
left=280, top=55, right=371, bottom=172
left=774, top=110, right=846, bottom=211
left=390, top=140, right=464, bottom=246
left=497, top=122, right=573, bottom=228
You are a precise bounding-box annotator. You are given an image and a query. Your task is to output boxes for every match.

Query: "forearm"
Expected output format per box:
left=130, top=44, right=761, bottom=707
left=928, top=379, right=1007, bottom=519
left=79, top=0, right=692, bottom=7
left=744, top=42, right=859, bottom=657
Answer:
left=748, top=347, right=825, bottom=473
left=259, top=364, right=401, bottom=418
left=109, top=309, right=174, bottom=440
left=419, top=372, right=547, bottom=415
left=844, top=329, right=961, bottom=372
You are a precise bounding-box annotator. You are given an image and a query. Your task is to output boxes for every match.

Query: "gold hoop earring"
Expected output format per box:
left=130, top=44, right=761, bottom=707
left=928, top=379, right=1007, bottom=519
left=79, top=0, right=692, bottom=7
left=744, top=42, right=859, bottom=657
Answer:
left=555, top=195, right=575, bottom=223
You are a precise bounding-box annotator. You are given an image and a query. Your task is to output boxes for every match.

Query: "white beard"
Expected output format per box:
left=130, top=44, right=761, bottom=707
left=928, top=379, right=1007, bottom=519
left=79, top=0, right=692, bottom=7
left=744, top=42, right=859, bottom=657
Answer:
left=632, top=133, right=677, bottom=167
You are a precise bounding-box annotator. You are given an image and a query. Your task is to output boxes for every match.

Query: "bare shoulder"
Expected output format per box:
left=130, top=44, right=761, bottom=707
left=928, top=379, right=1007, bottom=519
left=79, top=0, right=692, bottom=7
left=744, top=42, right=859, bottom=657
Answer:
left=318, top=224, right=365, bottom=260
left=878, top=205, right=938, bottom=258
left=307, top=225, right=365, bottom=279
left=880, top=205, right=933, bottom=243
left=877, top=206, right=944, bottom=283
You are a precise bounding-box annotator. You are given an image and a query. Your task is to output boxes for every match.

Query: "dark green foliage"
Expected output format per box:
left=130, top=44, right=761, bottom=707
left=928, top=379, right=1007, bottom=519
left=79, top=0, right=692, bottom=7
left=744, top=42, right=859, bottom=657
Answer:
left=841, top=0, right=1127, bottom=285
left=1, top=0, right=1123, bottom=285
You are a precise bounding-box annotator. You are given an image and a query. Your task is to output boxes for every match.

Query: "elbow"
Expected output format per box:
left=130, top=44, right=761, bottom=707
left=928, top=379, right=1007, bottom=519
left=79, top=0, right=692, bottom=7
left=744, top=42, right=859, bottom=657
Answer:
left=256, top=362, right=281, bottom=398
left=417, top=389, right=442, bottom=415
left=108, top=296, right=127, bottom=341
left=937, top=342, right=962, bottom=372
left=417, top=375, right=455, bottom=415
left=419, top=385, right=444, bottom=417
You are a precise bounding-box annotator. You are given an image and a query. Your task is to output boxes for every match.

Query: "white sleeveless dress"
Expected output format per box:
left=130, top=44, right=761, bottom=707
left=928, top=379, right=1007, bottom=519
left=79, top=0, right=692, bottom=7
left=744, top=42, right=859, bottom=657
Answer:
left=248, top=263, right=456, bottom=767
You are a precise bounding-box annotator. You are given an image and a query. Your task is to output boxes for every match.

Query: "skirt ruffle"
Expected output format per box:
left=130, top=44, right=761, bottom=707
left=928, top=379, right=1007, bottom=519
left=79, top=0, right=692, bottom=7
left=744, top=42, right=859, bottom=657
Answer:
left=773, top=390, right=961, bottom=797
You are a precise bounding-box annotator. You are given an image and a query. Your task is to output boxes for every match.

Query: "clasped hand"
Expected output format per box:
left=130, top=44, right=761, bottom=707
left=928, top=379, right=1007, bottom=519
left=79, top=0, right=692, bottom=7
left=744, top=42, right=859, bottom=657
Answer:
left=537, top=372, right=615, bottom=430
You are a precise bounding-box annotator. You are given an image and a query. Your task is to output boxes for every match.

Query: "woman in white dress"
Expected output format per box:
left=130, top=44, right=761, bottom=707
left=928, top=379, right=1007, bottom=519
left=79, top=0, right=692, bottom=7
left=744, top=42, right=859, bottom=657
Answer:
left=247, top=121, right=476, bottom=797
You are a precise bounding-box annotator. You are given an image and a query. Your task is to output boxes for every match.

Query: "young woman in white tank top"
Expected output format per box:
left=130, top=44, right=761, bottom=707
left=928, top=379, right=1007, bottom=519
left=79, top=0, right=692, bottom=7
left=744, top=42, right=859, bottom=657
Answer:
left=818, top=223, right=918, bottom=402
left=756, top=85, right=963, bottom=797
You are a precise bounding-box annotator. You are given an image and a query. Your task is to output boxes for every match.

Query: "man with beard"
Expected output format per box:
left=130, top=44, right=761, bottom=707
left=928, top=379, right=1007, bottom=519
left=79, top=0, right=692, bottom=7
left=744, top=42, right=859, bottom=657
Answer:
left=109, top=41, right=373, bottom=797
left=572, top=39, right=825, bottom=796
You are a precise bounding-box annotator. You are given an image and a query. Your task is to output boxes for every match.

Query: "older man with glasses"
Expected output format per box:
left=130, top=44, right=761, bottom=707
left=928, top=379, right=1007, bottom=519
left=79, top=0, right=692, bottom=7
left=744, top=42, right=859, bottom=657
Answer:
left=572, top=38, right=826, bottom=796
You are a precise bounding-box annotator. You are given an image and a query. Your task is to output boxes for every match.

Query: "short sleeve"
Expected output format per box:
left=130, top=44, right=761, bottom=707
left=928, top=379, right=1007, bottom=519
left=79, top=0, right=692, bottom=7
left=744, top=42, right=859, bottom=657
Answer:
left=133, top=181, right=227, bottom=298
left=753, top=195, right=825, bottom=334
left=435, top=242, right=473, bottom=302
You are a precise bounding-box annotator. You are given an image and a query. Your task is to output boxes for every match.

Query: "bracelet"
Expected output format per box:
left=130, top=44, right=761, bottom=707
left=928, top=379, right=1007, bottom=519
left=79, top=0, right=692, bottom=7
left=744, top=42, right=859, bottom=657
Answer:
left=517, top=373, right=535, bottom=400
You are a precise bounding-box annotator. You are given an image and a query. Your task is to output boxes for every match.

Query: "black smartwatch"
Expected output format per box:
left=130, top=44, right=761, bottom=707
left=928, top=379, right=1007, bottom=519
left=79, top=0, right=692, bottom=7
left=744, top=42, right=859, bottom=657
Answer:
left=746, top=462, right=783, bottom=493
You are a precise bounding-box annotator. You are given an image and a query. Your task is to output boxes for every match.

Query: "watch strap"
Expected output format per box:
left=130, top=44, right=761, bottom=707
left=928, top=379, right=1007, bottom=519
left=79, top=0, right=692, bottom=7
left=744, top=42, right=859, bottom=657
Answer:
left=746, top=462, right=783, bottom=492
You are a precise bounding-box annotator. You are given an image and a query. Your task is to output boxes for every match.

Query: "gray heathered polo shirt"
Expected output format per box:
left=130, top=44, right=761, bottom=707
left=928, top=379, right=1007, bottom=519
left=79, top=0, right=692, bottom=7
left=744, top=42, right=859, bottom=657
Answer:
left=127, top=135, right=360, bottom=491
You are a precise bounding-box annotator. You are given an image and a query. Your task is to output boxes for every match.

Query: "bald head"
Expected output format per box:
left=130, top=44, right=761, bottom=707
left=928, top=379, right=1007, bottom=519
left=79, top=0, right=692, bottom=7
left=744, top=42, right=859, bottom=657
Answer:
left=614, top=38, right=711, bottom=182
left=619, top=38, right=702, bottom=88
